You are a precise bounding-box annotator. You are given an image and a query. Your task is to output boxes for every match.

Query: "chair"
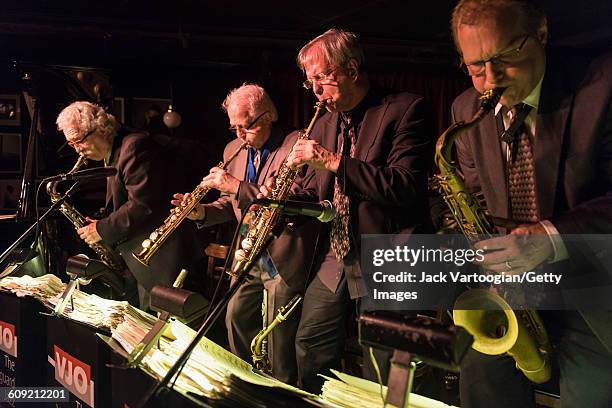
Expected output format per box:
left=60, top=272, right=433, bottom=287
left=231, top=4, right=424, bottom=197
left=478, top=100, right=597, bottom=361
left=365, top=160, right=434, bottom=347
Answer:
left=204, top=243, right=229, bottom=300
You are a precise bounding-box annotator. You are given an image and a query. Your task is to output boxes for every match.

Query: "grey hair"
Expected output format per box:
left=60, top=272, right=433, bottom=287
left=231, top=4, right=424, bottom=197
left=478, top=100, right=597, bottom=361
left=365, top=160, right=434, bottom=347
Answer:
left=451, top=0, right=547, bottom=50
left=297, top=28, right=365, bottom=73
left=221, top=83, right=278, bottom=122
left=56, top=101, right=118, bottom=140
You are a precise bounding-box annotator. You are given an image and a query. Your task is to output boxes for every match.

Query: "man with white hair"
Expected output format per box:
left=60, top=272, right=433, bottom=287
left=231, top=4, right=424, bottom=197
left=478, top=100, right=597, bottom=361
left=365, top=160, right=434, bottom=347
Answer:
left=173, top=84, right=318, bottom=384
left=56, top=101, right=201, bottom=309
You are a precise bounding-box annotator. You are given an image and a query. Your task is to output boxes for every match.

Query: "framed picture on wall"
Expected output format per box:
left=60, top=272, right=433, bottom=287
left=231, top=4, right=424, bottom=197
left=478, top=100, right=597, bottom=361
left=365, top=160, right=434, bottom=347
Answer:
left=0, top=95, right=20, bottom=126
left=0, top=179, right=20, bottom=210
left=0, top=133, right=22, bottom=173
left=130, top=97, right=170, bottom=129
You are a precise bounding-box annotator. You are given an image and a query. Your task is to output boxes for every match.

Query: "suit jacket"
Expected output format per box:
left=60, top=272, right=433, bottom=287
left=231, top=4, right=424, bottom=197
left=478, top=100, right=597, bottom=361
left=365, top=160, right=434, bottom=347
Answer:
left=200, top=124, right=320, bottom=293
left=453, top=52, right=612, bottom=353
left=96, top=129, right=201, bottom=291
left=301, top=85, right=434, bottom=297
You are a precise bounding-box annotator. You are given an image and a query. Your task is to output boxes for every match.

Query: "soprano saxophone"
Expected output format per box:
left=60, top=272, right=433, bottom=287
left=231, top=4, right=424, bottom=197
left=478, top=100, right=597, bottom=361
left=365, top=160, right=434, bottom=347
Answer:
left=46, top=155, right=127, bottom=274
left=434, top=88, right=551, bottom=384
left=133, top=141, right=247, bottom=265
left=231, top=100, right=327, bottom=277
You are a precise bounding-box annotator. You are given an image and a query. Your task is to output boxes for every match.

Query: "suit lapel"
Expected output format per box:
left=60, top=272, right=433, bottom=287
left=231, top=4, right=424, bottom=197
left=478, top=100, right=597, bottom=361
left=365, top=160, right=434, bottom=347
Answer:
left=232, top=148, right=248, bottom=181
left=478, top=113, right=509, bottom=218
left=258, top=125, right=285, bottom=181
left=317, top=112, right=338, bottom=199
left=105, top=135, right=122, bottom=212
left=534, top=71, right=572, bottom=219
left=357, top=101, right=387, bottom=161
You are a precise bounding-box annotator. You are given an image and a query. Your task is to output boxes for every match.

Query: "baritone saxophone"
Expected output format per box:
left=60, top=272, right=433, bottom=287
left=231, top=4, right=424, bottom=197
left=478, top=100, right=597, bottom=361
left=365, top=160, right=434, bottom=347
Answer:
left=433, top=87, right=551, bottom=384
left=133, top=141, right=247, bottom=265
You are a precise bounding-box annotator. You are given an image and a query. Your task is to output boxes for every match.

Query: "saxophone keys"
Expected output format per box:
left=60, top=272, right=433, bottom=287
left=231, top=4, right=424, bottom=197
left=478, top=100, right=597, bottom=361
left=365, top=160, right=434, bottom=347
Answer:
left=235, top=249, right=246, bottom=261
left=149, top=231, right=159, bottom=241
left=141, top=239, right=152, bottom=249
left=241, top=238, right=253, bottom=251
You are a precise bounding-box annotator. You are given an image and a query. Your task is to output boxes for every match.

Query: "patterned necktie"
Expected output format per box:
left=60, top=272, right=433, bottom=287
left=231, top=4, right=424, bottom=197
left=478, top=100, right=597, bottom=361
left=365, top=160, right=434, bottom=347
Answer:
left=330, top=115, right=356, bottom=261
left=507, top=104, right=538, bottom=223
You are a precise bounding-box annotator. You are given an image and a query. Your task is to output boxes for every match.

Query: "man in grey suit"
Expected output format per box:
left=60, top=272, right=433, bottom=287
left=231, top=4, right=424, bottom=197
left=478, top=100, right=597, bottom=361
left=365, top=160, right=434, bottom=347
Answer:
left=450, top=0, right=612, bottom=406
left=173, top=84, right=318, bottom=384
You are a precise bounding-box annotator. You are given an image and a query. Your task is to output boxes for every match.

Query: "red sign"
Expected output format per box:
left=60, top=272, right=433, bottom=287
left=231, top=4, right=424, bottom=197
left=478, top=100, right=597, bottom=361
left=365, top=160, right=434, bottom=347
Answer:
left=48, top=345, right=95, bottom=407
left=0, top=320, right=17, bottom=358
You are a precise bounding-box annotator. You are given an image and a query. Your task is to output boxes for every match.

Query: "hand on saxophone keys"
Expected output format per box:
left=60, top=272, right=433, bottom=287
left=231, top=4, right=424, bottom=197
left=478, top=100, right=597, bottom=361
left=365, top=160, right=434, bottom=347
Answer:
left=77, top=217, right=102, bottom=245
left=287, top=139, right=340, bottom=172
left=473, top=222, right=554, bottom=274
left=171, top=193, right=205, bottom=221
left=200, top=167, right=240, bottom=194
left=256, top=177, right=275, bottom=200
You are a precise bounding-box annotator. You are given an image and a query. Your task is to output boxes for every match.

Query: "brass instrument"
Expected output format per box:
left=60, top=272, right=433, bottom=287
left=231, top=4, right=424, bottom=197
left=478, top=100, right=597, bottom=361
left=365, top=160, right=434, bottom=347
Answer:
left=231, top=100, right=327, bottom=277
left=433, top=88, right=551, bottom=384
left=133, top=142, right=247, bottom=265
left=251, top=292, right=302, bottom=372
left=47, top=155, right=126, bottom=274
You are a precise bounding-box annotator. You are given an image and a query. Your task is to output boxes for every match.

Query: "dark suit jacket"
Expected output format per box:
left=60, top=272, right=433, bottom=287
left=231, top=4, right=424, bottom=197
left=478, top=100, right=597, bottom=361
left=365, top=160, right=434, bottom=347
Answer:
left=453, top=52, right=612, bottom=353
left=200, top=124, right=320, bottom=293
left=301, top=85, right=434, bottom=297
left=96, top=129, right=201, bottom=291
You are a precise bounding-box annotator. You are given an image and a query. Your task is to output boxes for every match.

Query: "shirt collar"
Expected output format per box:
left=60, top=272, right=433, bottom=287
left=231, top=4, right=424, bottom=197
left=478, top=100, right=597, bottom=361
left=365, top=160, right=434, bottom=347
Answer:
left=494, top=74, right=545, bottom=116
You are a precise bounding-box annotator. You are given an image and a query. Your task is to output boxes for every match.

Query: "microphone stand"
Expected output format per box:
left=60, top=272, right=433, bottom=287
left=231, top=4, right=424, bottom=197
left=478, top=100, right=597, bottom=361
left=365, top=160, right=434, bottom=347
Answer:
left=0, top=180, right=82, bottom=269
left=136, top=222, right=283, bottom=408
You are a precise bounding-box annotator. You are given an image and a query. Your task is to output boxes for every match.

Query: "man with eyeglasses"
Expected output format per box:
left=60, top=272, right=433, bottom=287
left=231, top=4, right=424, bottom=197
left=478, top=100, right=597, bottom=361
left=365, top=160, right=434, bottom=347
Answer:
left=258, top=28, right=433, bottom=392
left=173, top=83, right=319, bottom=384
left=450, top=0, right=612, bottom=406
left=56, top=101, right=201, bottom=309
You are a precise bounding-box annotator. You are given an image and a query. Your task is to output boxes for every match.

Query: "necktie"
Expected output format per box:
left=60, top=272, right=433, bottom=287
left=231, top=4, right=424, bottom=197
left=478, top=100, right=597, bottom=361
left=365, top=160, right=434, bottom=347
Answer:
left=330, top=114, right=356, bottom=261
left=507, top=104, right=538, bottom=223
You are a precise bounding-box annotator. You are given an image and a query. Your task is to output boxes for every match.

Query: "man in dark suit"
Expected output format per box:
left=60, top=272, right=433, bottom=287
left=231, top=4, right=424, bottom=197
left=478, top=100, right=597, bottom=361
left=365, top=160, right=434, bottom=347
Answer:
left=56, top=101, right=201, bottom=309
left=173, top=84, right=318, bottom=384
left=266, top=28, right=433, bottom=392
left=450, top=0, right=612, bottom=406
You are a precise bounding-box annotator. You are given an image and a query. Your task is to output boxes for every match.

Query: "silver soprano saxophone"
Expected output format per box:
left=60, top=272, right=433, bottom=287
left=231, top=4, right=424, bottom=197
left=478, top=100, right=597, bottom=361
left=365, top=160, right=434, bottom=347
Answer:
left=133, top=141, right=247, bottom=266
left=46, top=155, right=127, bottom=273
left=231, top=100, right=327, bottom=277
left=433, top=88, right=551, bottom=384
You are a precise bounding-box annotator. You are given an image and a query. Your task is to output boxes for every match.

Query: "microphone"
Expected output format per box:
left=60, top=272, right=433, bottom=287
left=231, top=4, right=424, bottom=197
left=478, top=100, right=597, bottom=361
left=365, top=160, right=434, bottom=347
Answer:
left=254, top=198, right=336, bottom=223
left=45, top=167, right=117, bottom=182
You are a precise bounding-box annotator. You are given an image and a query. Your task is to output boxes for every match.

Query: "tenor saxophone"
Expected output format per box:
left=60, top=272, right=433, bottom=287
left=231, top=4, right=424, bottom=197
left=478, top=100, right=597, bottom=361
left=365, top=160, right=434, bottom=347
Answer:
left=133, top=141, right=247, bottom=265
left=434, top=88, right=552, bottom=384
left=231, top=100, right=327, bottom=277
left=46, top=155, right=127, bottom=275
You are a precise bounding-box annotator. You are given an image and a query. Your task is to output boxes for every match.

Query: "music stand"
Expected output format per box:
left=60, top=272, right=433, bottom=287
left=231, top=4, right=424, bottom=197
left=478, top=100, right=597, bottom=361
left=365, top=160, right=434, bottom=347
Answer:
left=359, top=312, right=473, bottom=408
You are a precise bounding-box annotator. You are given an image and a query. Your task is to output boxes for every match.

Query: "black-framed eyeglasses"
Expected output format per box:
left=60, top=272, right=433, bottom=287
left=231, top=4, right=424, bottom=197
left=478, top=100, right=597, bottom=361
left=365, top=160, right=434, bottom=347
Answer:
left=461, top=35, right=530, bottom=77
left=67, top=128, right=96, bottom=147
left=229, top=110, right=269, bottom=135
left=302, top=66, right=339, bottom=90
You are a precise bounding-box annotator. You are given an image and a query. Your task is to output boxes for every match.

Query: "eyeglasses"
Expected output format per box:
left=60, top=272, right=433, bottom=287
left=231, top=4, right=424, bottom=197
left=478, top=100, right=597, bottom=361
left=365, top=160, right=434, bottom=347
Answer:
left=229, top=111, right=269, bottom=135
left=67, top=128, right=96, bottom=147
left=302, top=67, right=339, bottom=90
left=461, top=35, right=530, bottom=77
